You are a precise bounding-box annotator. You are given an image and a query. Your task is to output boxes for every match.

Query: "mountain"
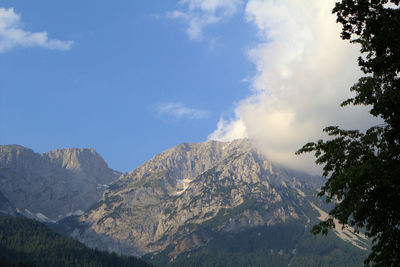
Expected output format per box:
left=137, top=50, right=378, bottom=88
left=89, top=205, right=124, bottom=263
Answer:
left=0, top=145, right=121, bottom=221
left=0, top=214, right=152, bottom=267
left=69, top=139, right=369, bottom=265
left=0, top=191, right=17, bottom=216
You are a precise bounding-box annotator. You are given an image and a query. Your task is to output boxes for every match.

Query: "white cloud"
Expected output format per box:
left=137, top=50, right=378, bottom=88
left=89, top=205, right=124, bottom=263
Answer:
left=167, top=0, right=244, bottom=40
left=157, top=102, right=209, bottom=120
left=0, top=7, right=73, bottom=53
left=208, top=115, right=247, bottom=142
left=209, top=0, right=381, bottom=174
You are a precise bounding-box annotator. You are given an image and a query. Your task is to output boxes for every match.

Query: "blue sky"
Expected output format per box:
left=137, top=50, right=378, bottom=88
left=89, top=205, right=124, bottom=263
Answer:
left=0, top=1, right=257, bottom=171
left=0, top=0, right=379, bottom=174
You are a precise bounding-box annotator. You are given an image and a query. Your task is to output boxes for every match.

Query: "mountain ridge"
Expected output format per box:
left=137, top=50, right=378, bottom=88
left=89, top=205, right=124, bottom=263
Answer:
left=0, top=144, right=121, bottom=221
left=0, top=140, right=370, bottom=266
left=69, top=139, right=368, bottom=265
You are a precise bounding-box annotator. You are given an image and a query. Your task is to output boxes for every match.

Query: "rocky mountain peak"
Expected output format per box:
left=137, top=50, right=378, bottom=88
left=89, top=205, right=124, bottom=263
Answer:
left=76, top=138, right=350, bottom=259
left=123, top=138, right=255, bottom=183
left=0, top=145, right=45, bottom=171
left=0, top=145, right=121, bottom=221
left=0, top=144, right=34, bottom=154
left=43, top=147, right=115, bottom=185
left=1, top=141, right=370, bottom=265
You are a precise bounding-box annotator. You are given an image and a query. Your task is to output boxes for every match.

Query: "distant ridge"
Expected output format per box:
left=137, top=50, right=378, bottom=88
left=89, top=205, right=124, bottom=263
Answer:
left=0, top=145, right=121, bottom=221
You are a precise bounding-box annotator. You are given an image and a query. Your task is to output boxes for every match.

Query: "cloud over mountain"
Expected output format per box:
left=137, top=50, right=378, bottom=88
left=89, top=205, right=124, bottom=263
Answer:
left=208, top=0, right=380, bottom=173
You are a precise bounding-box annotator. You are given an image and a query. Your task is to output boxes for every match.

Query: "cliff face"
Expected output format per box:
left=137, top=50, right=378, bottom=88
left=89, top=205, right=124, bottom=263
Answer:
left=0, top=145, right=121, bottom=221
left=0, top=191, right=16, bottom=216
left=75, top=139, right=368, bottom=261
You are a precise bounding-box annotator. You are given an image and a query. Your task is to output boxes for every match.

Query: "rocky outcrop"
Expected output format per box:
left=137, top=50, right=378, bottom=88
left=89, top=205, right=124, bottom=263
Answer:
left=0, top=191, right=17, bottom=216
left=77, top=139, right=351, bottom=259
left=1, top=140, right=369, bottom=265
left=0, top=145, right=121, bottom=221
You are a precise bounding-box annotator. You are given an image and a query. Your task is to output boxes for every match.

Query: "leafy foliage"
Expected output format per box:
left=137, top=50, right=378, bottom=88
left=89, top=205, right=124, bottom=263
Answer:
left=0, top=215, right=151, bottom=267
left=297, top=0, right=400, bottom=265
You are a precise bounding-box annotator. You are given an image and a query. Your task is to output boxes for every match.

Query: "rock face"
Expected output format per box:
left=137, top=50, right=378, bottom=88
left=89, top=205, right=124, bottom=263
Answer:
left=0, top=145, right=121, bottom=221
left=0, top=191, right=17, bottom=216
left=76, top=139, right=369, bottom=261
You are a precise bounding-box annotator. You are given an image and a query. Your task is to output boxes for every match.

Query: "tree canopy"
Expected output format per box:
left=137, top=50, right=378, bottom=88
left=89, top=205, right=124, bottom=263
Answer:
left=296, top=0, right=400, bottom=266
left=0, top=215, right=152, bottom=267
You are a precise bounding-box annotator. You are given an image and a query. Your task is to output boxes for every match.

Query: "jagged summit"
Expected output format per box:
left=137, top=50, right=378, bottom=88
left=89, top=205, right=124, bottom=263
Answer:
left=74, top=139, right=368, bottom=261
left=43, top=147, right=117, bottom=185
left=123, top=139, right=257, bottom=182
left=1, top=141, right=369, bottom=265
left=0, top=145, right=121, bottom=221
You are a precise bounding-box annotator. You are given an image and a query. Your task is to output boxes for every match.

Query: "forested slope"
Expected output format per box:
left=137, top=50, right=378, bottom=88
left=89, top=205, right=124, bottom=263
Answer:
left=0, top=215, right=151, bottom=267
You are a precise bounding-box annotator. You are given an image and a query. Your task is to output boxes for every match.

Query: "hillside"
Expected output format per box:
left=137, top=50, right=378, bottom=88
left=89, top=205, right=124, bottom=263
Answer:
left=0, top=215, right=151, bottom=267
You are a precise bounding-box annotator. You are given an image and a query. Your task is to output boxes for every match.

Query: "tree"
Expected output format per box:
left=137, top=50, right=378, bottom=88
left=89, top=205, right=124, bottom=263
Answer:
left=296, top=0, right=400, bottom=266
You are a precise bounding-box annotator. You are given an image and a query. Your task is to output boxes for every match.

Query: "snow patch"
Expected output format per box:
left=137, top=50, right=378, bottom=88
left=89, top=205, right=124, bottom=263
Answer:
left=176, top=179, right=192, bottom=195
left=97, top=184, right=109, bottom=189
left=57, top=209, right=85, bottom=220
left=65, top=209, right=84, bottom=217
left=309, top=202, right=369, bottom=250
left=24, top=209, right=56, bottom=223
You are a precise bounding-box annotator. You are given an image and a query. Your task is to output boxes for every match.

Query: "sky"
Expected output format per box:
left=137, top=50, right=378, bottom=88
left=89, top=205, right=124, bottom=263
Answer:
left=0, top=0, right=380, bottom=174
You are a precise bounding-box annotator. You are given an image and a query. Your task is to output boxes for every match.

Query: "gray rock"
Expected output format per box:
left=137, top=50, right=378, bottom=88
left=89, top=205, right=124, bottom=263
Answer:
left=0, top=190, right=17, bottom=216
left=77, top=139, right=326, bottom=257
left=0, top=145, right=121, bottom=221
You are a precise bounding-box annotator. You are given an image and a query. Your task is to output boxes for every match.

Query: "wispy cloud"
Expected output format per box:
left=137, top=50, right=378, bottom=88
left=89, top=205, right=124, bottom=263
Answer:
left=0, top=7, right=73, bottom=53
left=157, top=102, right=209, bottom=120
left=167, top=0, right=244, bottom=40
